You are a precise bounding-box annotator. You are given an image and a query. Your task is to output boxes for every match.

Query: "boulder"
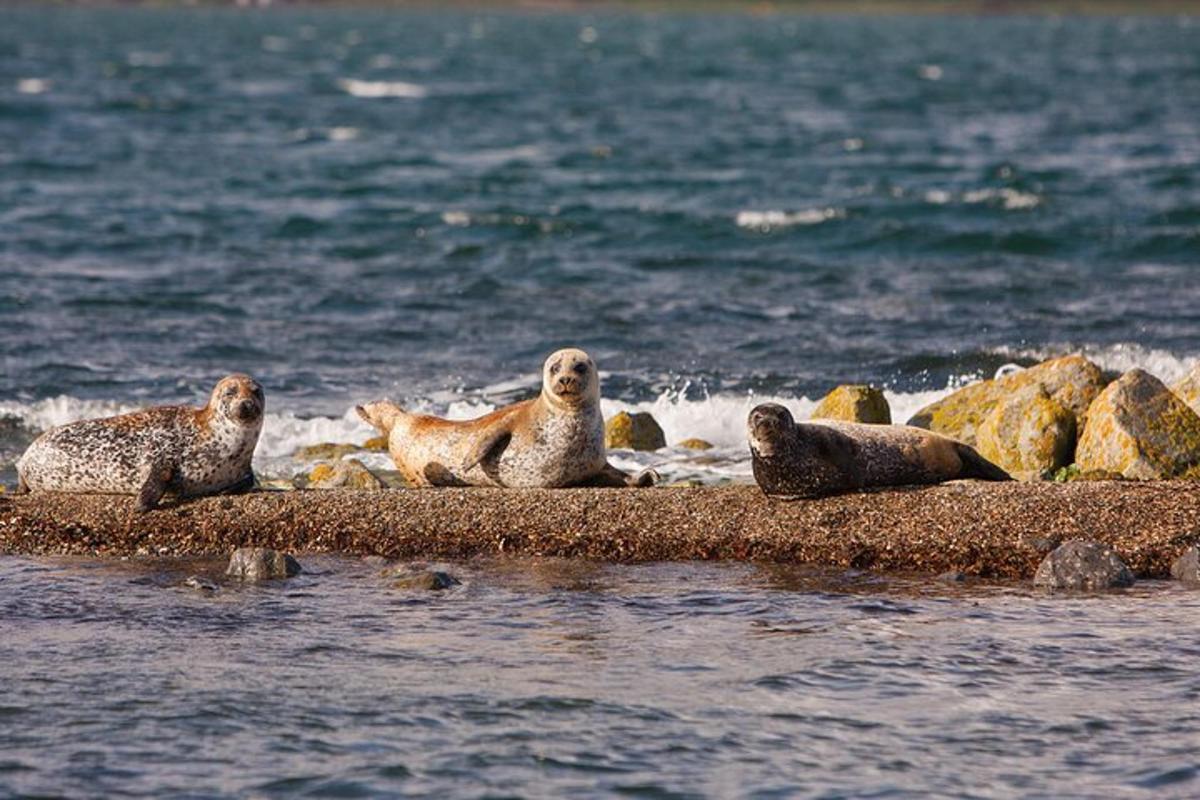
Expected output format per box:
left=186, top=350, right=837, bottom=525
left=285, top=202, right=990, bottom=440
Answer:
left=307, top=459, right=386, bottom=490
left=1033, top=540, right=1135, bottom=590
left=294, top=442, right=361, bottom=461
left=226, top=547, right=302, bottom=581
left=363, top=436, right=389, bottom=452
left=907, top=355, right=1105, bottom=447
left=1075, top=369, right=1200, bottom=479
left=1170, top=546, right=1200, bottom=586
left=811, top=385, right=891, bottom=424
left=677, top=438, right=714, bottom=450
left=605, top=411, right=666, bottom=451
left=1171, top=366, right=1200, bottom=416
left=976, top=386, right=1075, bottom=479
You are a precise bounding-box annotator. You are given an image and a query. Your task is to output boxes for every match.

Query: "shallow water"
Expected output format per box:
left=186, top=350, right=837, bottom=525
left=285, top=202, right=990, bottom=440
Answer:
left=2, top=9, right=1200, bottom=484
left=1, top=556, right=1198, bottom=798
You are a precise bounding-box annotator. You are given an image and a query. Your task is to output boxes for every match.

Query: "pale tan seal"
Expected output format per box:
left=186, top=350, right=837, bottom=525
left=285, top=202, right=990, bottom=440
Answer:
left=16, top=374, right=264, bottom=512
left=357, top=348, right=654, bottom=488
left=748, top=403, right=1010, bottom=499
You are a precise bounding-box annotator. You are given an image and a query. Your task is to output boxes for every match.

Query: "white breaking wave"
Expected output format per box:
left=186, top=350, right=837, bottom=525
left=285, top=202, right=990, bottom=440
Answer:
left=337, top=78, right=427, bottom=99
left=735, top=208, right=844, bottom=231
left=990, top=343, right=1196, bottom=385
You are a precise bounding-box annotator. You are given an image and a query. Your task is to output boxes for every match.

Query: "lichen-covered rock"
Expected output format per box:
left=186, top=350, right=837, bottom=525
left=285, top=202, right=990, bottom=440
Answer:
left=1170, top=366, right=1200, bottom=416
left=977, top=386, right=1075, bottom=479
left=1033, top=540, right=1135, bottom=590
left=907, top=355, right=1105, bottom=447
left=605, top=411, right=666, bottom=451
left=1075, top=369, right=1200, bottom=479
left=363, top=436, right=389, bottom=452
left=1170, top=546, right=1200, bottom=586
left=294, top=442, right=361, bottom=461
left=811, top=385, right=891, bottom=424
left=226, top=547, right=302, bottom=581
left=677, top=438, right=714, bottom=450
left=308, top=459, right=386, bottom=490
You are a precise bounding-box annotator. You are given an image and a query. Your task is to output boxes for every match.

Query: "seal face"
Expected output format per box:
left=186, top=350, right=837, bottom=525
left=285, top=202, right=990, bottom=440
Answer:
left=16, top=374, right=264, bottom=511
left=748, top=402, right=1009, bottom=499
left=357, top=348, right=654, bottom=488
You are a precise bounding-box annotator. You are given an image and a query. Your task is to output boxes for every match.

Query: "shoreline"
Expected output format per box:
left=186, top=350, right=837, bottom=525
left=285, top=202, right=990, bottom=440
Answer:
left=3, top=481, right=1198, bottom=579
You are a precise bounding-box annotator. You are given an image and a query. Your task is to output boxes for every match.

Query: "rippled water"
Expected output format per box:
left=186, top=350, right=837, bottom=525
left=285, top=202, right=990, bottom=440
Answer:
left=2, top=556, right=1199, bottom=798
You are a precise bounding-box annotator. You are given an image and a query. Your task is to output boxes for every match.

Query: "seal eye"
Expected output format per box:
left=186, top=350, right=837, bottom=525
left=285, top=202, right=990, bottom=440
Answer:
left=550, top=363, right=561, bottom=375
left=223, top=387, right=237, bottom=399
left=572, top=363, right=587, bottom=375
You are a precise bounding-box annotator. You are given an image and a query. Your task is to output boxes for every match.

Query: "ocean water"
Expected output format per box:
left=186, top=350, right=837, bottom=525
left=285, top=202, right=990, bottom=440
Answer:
left=3, top=9, right=1200, bottom=797
left=2, top=8, right=1200, bottom=483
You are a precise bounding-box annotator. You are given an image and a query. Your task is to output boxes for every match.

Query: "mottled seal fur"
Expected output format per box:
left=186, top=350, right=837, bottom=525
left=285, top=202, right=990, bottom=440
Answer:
left=16, top=374, right=264, bottom=512
left=748, top=403, right=1010, bottom=499
left=357, top=348, right=655, bottom=488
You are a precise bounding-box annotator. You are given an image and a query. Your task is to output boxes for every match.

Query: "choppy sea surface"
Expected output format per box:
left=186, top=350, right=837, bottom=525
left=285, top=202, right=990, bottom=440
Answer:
left=3, top=9, right=1200, bottom=797
left=2, top=8, right=1200, bottom=484
left=3, top=556, right=1200, bottom=799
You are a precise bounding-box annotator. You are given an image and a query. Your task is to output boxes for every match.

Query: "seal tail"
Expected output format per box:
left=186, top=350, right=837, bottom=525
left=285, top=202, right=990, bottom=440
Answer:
left=955, top=443, right=1012, bottom=482
left=356, top=400, right=406, bottom=437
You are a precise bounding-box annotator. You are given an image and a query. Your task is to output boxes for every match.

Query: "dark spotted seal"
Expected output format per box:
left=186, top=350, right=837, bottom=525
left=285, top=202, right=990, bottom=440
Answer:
left=357, top=348, right=654, bottom=488
left=748, top=403, right=1010, bottom=499
left=16, top=374, right=264, bottom=511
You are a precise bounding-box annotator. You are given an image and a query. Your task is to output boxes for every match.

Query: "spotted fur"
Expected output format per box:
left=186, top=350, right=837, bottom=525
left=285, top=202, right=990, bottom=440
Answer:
left=747, top=403, right=1010, bottom=499
left=16, top=375, right=264, bottom=511
left=357, top=348, right=649, bottom=488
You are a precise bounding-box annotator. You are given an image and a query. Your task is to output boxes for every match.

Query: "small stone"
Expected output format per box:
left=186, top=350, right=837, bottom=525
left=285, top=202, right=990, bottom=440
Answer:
left=936, top=570, right=967, bottom=583
left=293, top=442, right=361, bottom=461
left=307, top=459, right=386, bottom=491
left=183, top=575, right=218, bottom=593
left=1075, top=369, right=1200, bottom=479
left=677, top=438, right=714, bottom=450
left=811, top=385, right=891, bottom=424
left=257, top=478, right=298, bottom=492
left=605, top=411, right=666, bottom=451
left=392, top=570, right=460, bottom=591
left=1033, top=540, right=1134, bottom=591
left=363, top=435, right=389, bottom=452
left=226, top=547, right=303, bottom=581
left=1170, top=546, right=1200, bottom=586
left=361, top=554, right=391, bottom=567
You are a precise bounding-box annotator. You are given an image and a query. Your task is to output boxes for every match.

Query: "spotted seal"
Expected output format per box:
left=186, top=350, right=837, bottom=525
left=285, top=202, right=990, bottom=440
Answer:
left=357, top=348, right=655, bottom=488
left=16, top=374, right=264, bottom=511
left=748, top=403, right=1010, bottom=499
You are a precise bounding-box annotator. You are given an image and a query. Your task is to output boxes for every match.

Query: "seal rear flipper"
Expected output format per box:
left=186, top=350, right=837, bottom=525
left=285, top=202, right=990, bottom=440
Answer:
left=576, top=463, right=658, bottom=488
left=356, top=400, right=405, bottom=436
left=136, top=463, right=175, bottom=513
left=955, top=443, right=1012, bottom=481
left=221, top=472, right=257, bottom=495
left=16, top=472, right=30, bottom=494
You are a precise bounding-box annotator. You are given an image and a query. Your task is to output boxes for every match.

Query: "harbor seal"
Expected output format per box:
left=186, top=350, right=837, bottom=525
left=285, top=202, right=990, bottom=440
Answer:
left=357, top=348, right=655, bottom=488
left=16, top=374, right=264, bottom=512
left=748, top=403, right=1010, bottom=499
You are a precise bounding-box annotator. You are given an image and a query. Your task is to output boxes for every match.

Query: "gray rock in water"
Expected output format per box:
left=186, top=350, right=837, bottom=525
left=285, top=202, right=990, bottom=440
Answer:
left=226, top=547, right=302, bottom=581
left=183, top=575, right=218, bottom=593
left=1170, top=546, right=1200, bottom=586
left=392, top=570, right=460, bottom=591
left=936, top=570, right=967, bottom=584
left=1033, top=540, right=1134, bottom=591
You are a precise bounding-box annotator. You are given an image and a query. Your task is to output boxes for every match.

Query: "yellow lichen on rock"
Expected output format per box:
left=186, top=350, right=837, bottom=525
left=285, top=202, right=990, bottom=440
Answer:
left=307, top=459, right=386, bottom=490
left=1075, top=369, right=1200, bottom=479
left=1170, top=365, right=1200, bottom=417
left=977, top=386, right=1075, bottom=480
left=363, top=435, right=389, bottom=452
left=907, top=354, right=1105, bottom=447
left=677, top=438, right=714, bottom=450
left=605, top=411, right=666, bottom=451
left=811, top=385, right=891, bottom=424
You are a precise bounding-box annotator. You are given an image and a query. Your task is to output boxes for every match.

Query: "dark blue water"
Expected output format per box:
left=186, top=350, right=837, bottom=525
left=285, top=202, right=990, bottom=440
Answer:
left=2, top=9, right=1199, bottom=414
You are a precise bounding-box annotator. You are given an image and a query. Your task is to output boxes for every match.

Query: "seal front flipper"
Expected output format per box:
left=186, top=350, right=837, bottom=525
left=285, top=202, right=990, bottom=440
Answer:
left=461, top=427, right=513, bottom=473
left=954, top=443, right=1012, bottom=481
left=136, top=462, right=175, bottom=513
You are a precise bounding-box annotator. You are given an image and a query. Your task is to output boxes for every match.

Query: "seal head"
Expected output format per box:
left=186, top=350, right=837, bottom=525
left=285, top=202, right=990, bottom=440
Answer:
left=205, top=374, right=265, bottom=428
left=541, top=348, right=599, bottom=410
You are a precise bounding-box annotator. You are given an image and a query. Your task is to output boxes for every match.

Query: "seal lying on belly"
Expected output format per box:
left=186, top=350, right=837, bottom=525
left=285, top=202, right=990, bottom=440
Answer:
left=747, top=403, right=1010, bottom=499
left=357, top=348, right=655, bottom=488
left=16, top=374, right=264, bottom=512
